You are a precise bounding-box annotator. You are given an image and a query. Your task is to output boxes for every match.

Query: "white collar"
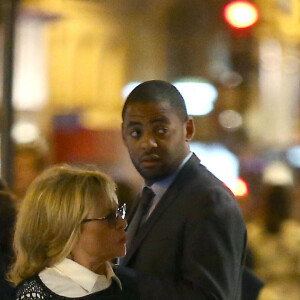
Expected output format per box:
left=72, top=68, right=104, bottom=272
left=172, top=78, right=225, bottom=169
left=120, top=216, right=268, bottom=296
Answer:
left=52, top=258, right=122, bottom=292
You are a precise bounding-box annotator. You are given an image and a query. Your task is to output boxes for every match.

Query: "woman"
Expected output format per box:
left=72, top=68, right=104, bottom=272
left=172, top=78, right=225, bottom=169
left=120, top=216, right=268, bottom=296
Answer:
left=8, top=164, right=138, bottom=299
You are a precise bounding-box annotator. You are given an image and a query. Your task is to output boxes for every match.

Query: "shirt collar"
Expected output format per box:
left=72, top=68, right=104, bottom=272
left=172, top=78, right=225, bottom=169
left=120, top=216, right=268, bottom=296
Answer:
left=53, top=258, right=122, bottom=292
left=148, top=152, right=193, bottom=198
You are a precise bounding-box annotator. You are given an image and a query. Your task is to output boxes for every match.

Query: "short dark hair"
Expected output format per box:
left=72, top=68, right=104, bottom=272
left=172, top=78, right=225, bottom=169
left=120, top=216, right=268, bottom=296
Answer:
left=122, top=80, right=188, bottom=121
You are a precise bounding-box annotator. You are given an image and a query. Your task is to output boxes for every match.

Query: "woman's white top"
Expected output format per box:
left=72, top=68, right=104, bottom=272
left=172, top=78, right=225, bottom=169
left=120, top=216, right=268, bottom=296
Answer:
left=39, top=258, right=121, bottom=297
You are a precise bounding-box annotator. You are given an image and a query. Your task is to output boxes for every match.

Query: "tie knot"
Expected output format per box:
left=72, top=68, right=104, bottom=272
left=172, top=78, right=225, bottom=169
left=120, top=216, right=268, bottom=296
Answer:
left=140, top=187, right=155, bottom=215
left=142, top=186, right=155, bottom=199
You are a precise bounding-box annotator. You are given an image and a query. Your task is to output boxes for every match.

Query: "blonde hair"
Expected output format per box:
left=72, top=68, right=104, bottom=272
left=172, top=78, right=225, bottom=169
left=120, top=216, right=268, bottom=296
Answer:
left=8, top=164, right=118, bottom=285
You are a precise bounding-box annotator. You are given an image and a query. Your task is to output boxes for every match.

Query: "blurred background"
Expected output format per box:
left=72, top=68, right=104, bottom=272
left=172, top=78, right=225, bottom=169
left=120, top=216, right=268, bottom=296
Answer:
left=0, top=0, right=300, bottom=299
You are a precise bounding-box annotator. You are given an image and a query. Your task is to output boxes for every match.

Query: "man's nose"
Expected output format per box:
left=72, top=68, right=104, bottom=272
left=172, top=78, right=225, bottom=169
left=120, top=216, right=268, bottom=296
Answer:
left=140, top=132, right=158, bottom=149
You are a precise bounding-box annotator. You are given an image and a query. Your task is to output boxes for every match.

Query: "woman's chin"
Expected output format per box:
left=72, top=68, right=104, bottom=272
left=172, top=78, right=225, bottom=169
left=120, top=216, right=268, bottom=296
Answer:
left=117, top=246, right=126, bottom=258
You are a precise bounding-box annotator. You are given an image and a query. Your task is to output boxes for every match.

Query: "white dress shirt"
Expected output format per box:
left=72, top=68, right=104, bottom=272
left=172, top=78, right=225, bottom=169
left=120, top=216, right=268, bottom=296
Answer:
left=39, top=258, right=121, bottom=297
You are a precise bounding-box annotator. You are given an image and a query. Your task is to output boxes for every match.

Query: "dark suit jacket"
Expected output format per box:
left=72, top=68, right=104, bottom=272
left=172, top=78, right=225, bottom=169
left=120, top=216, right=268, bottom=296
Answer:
left=242, top=268, right=264, bottom=300
left=120, top=154, right=247, bottom=300
left=112, top=267, right=139, bottom=300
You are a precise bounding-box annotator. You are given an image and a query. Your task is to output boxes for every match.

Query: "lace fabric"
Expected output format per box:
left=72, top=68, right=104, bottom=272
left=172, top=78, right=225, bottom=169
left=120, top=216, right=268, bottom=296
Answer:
left=16, top=277, right=52, bottom=299
left=16, top=275, right=122, bottom=300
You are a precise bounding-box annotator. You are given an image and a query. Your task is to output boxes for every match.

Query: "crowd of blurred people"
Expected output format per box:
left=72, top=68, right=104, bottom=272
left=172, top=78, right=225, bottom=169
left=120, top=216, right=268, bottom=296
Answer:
left=246, top=184, right=300, bottom=300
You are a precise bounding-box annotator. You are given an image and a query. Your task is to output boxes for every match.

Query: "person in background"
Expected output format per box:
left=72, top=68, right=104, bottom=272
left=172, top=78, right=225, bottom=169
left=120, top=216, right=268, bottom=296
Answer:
left=0, top=190, right=16, bottom=299
left=8, top=164, right=138, bottom=300
left=247, top=184, right=300, bottom=300
left=13, top=142, right=48, bottom=202
left=120, top=80, right=259, bottom=299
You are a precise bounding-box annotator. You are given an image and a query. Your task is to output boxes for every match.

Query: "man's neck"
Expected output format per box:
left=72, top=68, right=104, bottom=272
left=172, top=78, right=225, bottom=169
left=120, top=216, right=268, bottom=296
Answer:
left=145, top=152, right=192, bottom=187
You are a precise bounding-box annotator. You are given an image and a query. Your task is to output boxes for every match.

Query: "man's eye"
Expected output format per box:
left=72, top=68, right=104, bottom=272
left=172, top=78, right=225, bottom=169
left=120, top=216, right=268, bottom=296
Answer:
left=130, top=130, right=141, bottom=138
left=155, top=128, right=168, bottom=135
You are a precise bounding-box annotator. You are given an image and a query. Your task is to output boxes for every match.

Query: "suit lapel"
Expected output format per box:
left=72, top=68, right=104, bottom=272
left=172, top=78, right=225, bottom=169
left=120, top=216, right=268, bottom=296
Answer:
left=126, top=196, right=140, bottom=224
left=122, top=154, right=200, bottom=266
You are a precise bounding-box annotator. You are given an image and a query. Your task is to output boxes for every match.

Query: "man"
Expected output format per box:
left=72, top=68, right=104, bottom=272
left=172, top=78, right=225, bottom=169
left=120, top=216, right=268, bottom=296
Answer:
left=120, top=80, right=254, bottom=299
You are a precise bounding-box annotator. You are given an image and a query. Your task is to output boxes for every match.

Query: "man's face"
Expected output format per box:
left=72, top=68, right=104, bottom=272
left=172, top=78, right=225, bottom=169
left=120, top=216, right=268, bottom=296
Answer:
left=122, top=101, right=194, bottom=185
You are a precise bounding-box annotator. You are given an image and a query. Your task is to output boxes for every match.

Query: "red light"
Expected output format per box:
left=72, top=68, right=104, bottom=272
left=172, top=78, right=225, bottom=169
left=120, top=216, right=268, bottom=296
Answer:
left=231, top=178, right=249, bottom=197
left=224, top=1, right=259, bottom=29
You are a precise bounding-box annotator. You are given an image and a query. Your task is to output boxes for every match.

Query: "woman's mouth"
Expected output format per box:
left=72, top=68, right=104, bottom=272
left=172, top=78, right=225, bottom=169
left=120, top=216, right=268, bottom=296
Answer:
left=119, top=234, right=128, bottom=244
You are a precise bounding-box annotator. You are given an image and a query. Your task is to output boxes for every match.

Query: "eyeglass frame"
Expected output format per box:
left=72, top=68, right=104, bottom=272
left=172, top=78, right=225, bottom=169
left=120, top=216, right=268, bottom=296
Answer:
left=82, top=203, right=126, bottom=228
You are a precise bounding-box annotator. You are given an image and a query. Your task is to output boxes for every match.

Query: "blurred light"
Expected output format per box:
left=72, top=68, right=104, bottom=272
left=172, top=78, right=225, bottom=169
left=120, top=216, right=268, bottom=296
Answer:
left=122, top=82, right=141, bottom=100
left=283, top=55, right=300, bottom=74
left=190, top=142, right=239, bottom=188
left=218, top=110, right=243, bottom=131
left=13, top=18, right=48, bottom=110
left=80, top=109, right=122, bottom=130
left=224, top=1, right=259, bottom=29
left=219, top=71, right=243, bottom=88
left=259, top=39, right=282, bottom=72
left=286, top=145, right=300, bottom=168
left=263, top=161, right=293, bottom=185
left=173, top=79, right=218, bottom=116
left=12, top=121, right=40, bottom=144
left=230, top=178, right=248, bottom=197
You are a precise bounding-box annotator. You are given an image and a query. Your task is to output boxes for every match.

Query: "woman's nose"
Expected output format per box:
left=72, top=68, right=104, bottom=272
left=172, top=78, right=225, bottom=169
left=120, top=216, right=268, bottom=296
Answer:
left=116, top=215, right=128, bottom=230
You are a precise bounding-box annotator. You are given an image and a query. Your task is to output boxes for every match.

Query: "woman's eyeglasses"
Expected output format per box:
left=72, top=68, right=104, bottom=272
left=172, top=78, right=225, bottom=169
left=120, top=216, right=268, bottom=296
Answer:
left=82, top=203, right=126, bottom=228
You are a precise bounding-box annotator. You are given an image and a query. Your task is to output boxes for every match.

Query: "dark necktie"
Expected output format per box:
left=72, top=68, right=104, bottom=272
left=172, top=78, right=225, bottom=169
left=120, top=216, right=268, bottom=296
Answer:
left=126, top=187, right=155, bottom=248
left=138, top=186, right=156, bottom=229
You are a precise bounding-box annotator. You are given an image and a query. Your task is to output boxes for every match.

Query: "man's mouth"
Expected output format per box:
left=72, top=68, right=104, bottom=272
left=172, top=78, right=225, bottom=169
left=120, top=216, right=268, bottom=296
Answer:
left=140, top=155, right=160, bottom=168
left=141, top=160, right=158, bottom=168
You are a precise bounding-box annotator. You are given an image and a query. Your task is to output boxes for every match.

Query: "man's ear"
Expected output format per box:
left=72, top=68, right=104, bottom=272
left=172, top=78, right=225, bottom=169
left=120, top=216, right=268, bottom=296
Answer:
left=185, top=117, right=195, bottom=142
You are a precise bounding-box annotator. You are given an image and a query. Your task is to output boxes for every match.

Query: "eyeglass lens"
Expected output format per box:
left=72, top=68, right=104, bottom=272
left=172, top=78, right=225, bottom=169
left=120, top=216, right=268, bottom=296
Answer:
left=107, top=204, right=126, bottom=228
